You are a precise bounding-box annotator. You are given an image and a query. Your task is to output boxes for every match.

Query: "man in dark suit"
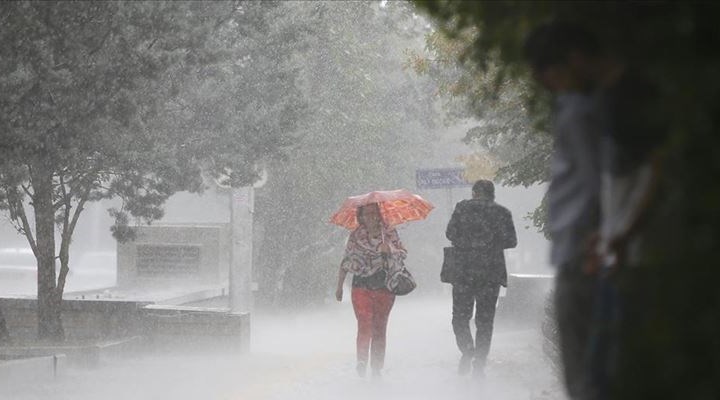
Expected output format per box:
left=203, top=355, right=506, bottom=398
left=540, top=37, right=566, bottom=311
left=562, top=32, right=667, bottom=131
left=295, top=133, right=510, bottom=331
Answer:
left=446, top=179, right=517, bottom=377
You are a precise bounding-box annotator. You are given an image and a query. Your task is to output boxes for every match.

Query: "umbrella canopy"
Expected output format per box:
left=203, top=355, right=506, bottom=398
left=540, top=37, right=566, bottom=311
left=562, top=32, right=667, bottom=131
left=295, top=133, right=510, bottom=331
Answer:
left=330, top=189, right=434, bottom=230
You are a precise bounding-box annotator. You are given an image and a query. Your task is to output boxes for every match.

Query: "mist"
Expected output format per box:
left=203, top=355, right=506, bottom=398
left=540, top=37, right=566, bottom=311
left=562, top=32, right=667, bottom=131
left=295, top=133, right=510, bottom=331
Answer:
left=3, top=297, right=562, bottom=400
left=1, top=1, right=561, bottom=399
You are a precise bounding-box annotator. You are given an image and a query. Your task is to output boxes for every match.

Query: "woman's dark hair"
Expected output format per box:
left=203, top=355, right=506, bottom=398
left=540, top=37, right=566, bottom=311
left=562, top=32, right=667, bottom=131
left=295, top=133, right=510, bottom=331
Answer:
left=356, top=203, right=380, bottom=227
left=523, top=21, right=602, bottom=72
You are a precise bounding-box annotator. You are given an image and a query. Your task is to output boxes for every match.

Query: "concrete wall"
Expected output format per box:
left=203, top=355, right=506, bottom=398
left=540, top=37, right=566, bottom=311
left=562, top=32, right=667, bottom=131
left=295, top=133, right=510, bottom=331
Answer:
left=0, top=354, right=63, bottom=383
left=0, top=297, right=249, bottom=352
left=143, top=304, right=250, bottom=352
left=497, top=273, right=554, bottom=325
left=0, top=297, right=149, bottom=341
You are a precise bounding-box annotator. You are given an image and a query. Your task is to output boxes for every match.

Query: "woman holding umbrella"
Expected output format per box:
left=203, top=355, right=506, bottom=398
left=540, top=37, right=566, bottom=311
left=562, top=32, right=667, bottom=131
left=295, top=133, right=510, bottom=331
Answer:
left=335, top=203, right=406, bottom=378
left=332, top=190, right=433, bottom=378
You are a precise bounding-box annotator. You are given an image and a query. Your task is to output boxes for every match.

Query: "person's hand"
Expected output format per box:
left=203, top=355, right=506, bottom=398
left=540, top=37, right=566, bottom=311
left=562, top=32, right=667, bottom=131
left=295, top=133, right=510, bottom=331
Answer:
left=582, top=232, right=602, bottom=275
left=607, top=233, right=629, bottom=269
left=335, top=286, right=343, bottom=302
left=379, top=242, right=390, bottom=255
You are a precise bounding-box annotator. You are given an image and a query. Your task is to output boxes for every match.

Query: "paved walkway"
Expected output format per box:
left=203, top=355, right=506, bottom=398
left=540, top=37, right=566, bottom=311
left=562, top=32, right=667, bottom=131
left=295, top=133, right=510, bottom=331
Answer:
left=2, top=296, right=566, bottom=400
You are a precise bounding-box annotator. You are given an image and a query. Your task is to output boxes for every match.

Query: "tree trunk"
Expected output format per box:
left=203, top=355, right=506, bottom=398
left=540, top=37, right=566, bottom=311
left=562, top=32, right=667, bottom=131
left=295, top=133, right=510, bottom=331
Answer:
left=0, top=307, right=10, bottom=343
left=32, top=165, right=64, bottom=341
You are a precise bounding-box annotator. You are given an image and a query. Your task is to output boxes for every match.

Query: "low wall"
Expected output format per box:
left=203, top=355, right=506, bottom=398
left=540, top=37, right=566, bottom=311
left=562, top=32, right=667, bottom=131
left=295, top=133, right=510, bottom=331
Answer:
left=0, top=296, right=250, bottom=353
left=0, top=297, right=149, bottom=341
left=497, top=273, right=554, bottom=324
left=0, top=354, right=64, bottom=383
left=1, top=337, right=141, bottom=368
left=143, top=305, right=250, bottom=352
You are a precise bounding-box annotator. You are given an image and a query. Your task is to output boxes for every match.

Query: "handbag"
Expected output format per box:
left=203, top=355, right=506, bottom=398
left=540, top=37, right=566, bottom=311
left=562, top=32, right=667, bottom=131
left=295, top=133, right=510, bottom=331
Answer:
left=386, top=265, right=417, bottom=295
left=441, top=246, right=459, bottom=284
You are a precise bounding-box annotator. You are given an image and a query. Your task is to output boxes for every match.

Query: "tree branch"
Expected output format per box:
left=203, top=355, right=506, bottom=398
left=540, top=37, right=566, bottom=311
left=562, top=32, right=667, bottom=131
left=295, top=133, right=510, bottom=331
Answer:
left=20, top=184, right=34, bottom=201
left=6, top=189, right=38, bottom=257
left=214, top=1, right=241, bottom=31
left=6, top=82, right=41, bottom=118
left=59, top=174, right=70, bottom=225
left=55, top=177, right=91, bottom=299
left=88, top=25, right=115, bottom=56
left=67, top=190, right=89, bottom=241
left=147, top=37, right=159, bottom=50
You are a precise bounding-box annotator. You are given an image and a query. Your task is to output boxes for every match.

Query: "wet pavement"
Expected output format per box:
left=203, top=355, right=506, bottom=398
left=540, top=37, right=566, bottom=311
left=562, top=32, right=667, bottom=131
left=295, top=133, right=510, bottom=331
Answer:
left=2, top=296, right=565, bottom=400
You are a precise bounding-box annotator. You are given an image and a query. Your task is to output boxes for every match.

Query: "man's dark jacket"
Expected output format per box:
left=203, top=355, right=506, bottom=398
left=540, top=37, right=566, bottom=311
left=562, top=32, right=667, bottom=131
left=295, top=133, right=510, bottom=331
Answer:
left=445, top=198, right=518, bottom=286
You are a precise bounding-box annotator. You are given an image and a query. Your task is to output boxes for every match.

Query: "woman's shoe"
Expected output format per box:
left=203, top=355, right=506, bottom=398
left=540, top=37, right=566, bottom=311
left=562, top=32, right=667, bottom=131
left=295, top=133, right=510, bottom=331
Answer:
left=458, top=353, right=473, bottom=375
left=472, top=359, right=486, bottom=379
left=356, top=361, right=367, bottom=377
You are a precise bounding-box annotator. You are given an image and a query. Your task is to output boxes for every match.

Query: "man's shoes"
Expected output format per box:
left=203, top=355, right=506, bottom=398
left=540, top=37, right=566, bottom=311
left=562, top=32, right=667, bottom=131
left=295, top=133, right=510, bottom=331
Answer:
left=458, top=354, right=473, bottom=376
left=356, top=361, right=367, bottom=377
left=371, top=369, right=382, bottom=380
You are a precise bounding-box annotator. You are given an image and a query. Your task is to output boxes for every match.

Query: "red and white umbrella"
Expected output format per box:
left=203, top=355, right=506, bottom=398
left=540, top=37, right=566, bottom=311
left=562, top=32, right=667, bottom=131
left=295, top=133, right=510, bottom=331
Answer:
left=330, top=189, right=434, bottom=230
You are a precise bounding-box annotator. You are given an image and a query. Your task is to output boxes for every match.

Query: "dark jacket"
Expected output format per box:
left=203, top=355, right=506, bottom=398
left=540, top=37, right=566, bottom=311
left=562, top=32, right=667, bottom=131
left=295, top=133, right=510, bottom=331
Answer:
left=445, top=198, right=517, bottom=286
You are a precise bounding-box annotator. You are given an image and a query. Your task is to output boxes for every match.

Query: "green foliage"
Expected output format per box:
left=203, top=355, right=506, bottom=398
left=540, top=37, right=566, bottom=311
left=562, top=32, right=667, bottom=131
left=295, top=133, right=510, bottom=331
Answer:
left=0, top=1, right=308, bottom=339
left=409, top=28, right=551, bottom=168
left=405, top=21, right=551, bottom=231
left=1, top=2, right=220, bottom=238
left=253, top=1, right=440, bottom=307
left=162, top=1, right=310, bottom=189
left=414, top=1, right=720, bottom=397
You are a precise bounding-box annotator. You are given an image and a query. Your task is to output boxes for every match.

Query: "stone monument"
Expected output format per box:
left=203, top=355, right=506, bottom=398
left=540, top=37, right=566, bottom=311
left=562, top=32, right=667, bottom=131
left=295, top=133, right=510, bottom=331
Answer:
left=116, top=224, right=230, bottom=287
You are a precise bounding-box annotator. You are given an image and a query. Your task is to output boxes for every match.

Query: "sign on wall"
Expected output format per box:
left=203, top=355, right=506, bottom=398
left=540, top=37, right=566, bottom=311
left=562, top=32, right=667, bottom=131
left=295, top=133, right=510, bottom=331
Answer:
left=136, top=244, right=201, bottom=276
left=415, top=168, right=471, bottom=190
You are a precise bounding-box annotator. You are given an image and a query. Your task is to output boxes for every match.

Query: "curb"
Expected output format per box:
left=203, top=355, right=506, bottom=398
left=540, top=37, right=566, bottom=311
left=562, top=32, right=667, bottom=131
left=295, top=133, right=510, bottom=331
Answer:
left=0, top=336, right=143, bottom=369
left=0, top=353, right=65, bottom=383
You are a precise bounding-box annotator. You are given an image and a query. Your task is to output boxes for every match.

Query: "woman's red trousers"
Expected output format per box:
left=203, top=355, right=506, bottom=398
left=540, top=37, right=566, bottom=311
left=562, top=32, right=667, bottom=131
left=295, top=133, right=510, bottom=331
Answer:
left=351, top=287, right=395, bottom=371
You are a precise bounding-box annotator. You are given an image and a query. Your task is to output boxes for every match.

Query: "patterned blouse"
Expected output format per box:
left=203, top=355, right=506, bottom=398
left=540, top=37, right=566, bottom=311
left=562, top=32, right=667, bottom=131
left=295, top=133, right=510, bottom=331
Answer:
left=340, top=224, right=407, bottom=277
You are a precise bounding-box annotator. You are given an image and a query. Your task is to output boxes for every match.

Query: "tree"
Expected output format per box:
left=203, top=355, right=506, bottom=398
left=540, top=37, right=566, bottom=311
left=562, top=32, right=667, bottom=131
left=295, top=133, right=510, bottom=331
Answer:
left=406, top=26, right=551, bottom=234
left=413, top=1, right=720, bottom=398
left=0, top=308, right=9, bottom=343
left=0, top=1, right=305, bottom=341
left=253, top=1, right=441, bottom=307
left=157, top=1, right=311, bottom=189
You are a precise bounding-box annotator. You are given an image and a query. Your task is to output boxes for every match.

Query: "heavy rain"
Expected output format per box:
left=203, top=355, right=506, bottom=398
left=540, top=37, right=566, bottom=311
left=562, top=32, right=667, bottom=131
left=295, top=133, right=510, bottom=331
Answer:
left=2, top=2, right=720, bottom=400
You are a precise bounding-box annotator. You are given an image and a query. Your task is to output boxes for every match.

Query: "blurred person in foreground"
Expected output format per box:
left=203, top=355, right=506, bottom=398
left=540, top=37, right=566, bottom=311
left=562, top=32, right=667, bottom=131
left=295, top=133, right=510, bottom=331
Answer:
left=335, top=203, right=407, bottom=379
left=445, top=179, right=517, bottom=378
left=524, top=23, right=605, bottom=400
left=524, top=22, right=665, bottom=400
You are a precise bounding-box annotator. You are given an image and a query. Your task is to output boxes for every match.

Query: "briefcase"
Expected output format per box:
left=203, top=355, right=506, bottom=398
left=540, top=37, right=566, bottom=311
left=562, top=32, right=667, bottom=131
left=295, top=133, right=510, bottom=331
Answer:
left=441, top=246, right=459, bottom=284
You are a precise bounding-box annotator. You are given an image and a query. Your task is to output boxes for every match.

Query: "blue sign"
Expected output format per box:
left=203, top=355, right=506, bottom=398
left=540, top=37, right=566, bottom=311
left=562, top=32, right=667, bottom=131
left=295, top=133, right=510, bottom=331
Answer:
left=416, top=168, right=471, bottom=189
